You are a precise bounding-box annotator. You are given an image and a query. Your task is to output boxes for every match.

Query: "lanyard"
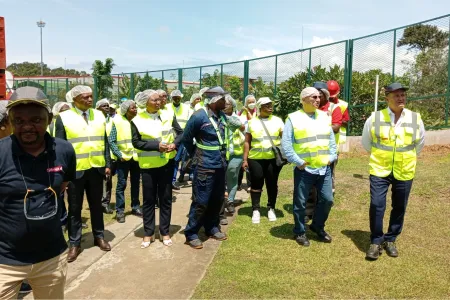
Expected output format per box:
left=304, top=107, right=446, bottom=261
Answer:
left=202, top=107, right=227, bottom=146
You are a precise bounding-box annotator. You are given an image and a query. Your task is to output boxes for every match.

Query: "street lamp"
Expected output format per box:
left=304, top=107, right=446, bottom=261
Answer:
left=36, top=20, right=46, bottom=76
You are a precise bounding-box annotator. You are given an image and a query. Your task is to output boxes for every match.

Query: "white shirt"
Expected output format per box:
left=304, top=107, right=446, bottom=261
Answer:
left=361, top=107, right=425, bottom=154
left=73, top=106, right=90, bottom=125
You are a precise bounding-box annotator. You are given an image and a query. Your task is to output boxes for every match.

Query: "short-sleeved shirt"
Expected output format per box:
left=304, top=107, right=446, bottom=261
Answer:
left=0, top=133, right=76, bottom=266
left=319, top=102, right=343, bottom=126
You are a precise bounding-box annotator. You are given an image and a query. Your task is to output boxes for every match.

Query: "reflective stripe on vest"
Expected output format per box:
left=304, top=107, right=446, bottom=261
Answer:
left=196, top=108, right=228, bottom=151
left=131, top=111, right=175, bottom=169
left=227, top=126, right=245, bottom=159
left=248, top=115, right=282, bottom=160
left=60, top=108, right=106, bottom=171
left=369, top=108, right=420, bottom=180
left=288, top=109, right=330, bottom=168
left=112, top=115, right=138, bottom=161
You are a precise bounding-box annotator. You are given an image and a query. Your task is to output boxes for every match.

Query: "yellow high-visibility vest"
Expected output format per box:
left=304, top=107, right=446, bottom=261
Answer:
left=369, top=108, right=421, bottom=181
left=112, top=114, right=138, bottom=161
left=337, top=99, right=349, bottom=144
left=194, top=100, right=204, bottom=111
left=248, top=115, right=283, bottom=160
left=131, top=111, right=176, bottom=169
left=227, top=125, right=245, bottom=159
left=288, top=109, right=331, bottom=169
left=171, top=103, right=191, bottom=129
left=60, top=108, right=106, bottom=171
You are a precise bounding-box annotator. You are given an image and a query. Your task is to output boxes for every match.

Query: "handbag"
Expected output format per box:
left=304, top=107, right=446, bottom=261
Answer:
left=259, top=118, right=288, bottom=167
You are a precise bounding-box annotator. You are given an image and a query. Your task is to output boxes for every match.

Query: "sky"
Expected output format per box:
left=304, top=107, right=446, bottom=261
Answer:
left=1, top=0, right=450, bottom=76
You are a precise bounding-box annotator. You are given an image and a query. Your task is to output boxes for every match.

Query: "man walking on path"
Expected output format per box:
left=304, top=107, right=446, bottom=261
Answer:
left=362, top=83, right=425, bottom=260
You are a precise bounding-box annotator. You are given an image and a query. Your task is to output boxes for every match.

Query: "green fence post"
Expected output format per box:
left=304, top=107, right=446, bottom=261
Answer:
left=307, top=49, right=312, bottom=84
left=93, top=76, right=98, bottom=103
left=199, top=67, right=202, bottom=89
left=130, top=73, right=135, bottom=100
left=274, top=55, right=278, bottom=97
left=344, top=41, right=349, bottom=101
left=446, top=17, right=450, bottom=126
left=178, top=69, right=183, bottom=92
left=243, top=60, right=249, bottom=98
left=392, top=29, right=396, bottom=82
left=65, top=78, right=69, bottom=93
left=220, top=64, right=224, bottom=87
left=117, top=75, right=120, bottom=99
left=161, top=71, right=165, bottom=90
left=44, top=79, right=47, bottom=94
left=347, top=39, right=354, bottom=135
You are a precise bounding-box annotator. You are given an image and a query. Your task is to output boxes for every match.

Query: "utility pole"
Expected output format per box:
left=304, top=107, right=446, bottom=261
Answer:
left=36, top=20, right=46, bottom=76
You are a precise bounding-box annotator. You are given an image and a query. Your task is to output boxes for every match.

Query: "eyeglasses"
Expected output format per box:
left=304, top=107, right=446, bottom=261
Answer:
left=310, top=95, right=320, bottom=99
left=18, top=158, right=59, bottom=220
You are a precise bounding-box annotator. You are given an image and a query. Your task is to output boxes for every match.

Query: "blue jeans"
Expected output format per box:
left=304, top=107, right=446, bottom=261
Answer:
left=226, top=155, right=243, bottom=203
left=172, top=144, right=185, bottom=183
left=292, top=166, right=333, bottom=235
left=184, top=166, right=226, bottom=240
left=115, top=159, right=141, bottom=213
left=369, top=174, right=412, bottom=244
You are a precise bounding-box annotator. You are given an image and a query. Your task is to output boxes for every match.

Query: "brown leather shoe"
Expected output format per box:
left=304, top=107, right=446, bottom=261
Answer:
left=67, top=246, right=81, bottom=263
left=94, top=238, right=111, bottom=251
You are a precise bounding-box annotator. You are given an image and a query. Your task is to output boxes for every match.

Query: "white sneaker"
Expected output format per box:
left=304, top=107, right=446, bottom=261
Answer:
left=252, top=210, right=260, bottom=224
left=268, top=208, right=277, bottom=221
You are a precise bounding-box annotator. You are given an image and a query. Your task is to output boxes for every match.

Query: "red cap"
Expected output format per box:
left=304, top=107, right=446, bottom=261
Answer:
left=327, top=80, right=340, bottom=98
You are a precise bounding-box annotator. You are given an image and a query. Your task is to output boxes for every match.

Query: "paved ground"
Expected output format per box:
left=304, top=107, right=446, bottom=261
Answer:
left=48, top=182, right=249, bottom=299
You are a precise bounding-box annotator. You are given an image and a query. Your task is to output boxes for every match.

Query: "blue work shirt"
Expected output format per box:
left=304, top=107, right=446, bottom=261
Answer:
left=182, top=108, right=241, bottom=169
left=282, top=116, right=337, bottom=176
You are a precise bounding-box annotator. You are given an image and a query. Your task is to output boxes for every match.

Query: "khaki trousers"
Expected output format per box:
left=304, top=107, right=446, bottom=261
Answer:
left=0, top=251, right=68, bottom=299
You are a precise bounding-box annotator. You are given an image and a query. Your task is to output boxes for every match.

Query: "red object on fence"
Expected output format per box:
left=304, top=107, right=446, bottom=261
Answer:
left=0, top=17, right=6, bottom=100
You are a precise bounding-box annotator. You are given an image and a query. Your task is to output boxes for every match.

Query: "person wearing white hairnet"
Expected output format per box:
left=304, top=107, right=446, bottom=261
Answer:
left=55, top=85, right=112, bottom=262
left=242, top=97, right=284, bottom=225
left=239, top=94, right=257, bottom=122
left=156, top=89, right=169, bottom=110
left=194, top=87, right=209, bottom=111
left=108, top=100, right=142, bottom=223
left=48, top=102, right=71, bottom=137
left=182, top=86, right=242, bottom=249
left=96, top=98, right=110, bottom=118
left=189, top=93, right=201, bottom=110
left=131, top=89, right=183, bottom=248
left=0, top=101, right=11, bottom=139
left=221, top=95, right=246, bottom=221
left=281, top=87, right=337, bottom=247
left=66, top=90, right=74, bottom=103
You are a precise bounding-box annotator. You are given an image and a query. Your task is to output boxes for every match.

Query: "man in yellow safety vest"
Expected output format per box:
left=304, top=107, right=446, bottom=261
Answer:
left=55, top=85, right=112, bottom=262
left=362, top=83, right=425, bottom=260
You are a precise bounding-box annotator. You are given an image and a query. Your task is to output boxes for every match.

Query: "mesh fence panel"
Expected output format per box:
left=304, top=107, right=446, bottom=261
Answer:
left=249, top=56, right=276, bottom=99
left=276, top=50, right=309, bottom=87
left=222, top=62, right=245, bottom=103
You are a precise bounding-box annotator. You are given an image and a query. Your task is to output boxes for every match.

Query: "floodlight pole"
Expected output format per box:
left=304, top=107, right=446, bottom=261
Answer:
left=36, top=20, right=46, bottom=76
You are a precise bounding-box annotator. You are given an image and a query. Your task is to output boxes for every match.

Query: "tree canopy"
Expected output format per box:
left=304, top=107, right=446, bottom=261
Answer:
left=7, top=62, right=87, bottom=77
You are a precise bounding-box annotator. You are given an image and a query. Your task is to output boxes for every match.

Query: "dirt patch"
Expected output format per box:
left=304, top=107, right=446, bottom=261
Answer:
left=419, top=144, right=450, bottom=155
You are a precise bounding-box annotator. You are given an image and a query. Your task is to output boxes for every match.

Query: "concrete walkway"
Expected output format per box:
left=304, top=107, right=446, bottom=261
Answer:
left=59, top=183, right=248, bottom=299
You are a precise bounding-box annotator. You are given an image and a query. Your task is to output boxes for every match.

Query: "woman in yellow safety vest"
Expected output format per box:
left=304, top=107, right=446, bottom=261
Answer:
left=242, top=97, right=284, bottom=224
left=131, top=89, right=183, bottom=248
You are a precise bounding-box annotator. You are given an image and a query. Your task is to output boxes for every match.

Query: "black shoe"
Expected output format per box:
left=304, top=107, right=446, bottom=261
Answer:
left=309, top=225, right=332, bottom=243
left=102, top=205, right=113, bottom=214
left=295, top=234, right=310, bottom=247
left=366, top=244, right=382, bottom=260
left=383, top=241, right=398, bottom=257
left=172, top=182, right=181, bottom=190
left=177, top=176, right=184, bottom=183
left=19, top=281, right=32, bottom=293
left=131, top=208, right=143, bottom=218
left=226, top=202, right=235, bottom=214
left=116, top=212, right=125, bottom=223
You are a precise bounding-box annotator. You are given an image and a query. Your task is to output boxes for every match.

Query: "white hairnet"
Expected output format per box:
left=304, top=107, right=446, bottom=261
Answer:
left=208, top=95, right=226, bottom=104
left=190, top=93, right=201, bottom=104
left=199, top=87, right=209, bottom=97
left=135, top=89, right=157, bottom=108
left=156, top=89, right=167, bottom=96
left=256, top=97, right=272, bottom=108
left=52, top=102, right=71, bottom=116
left=225, top=95, right=237, bottom=110
left=65, top=91, right=73, bottom=103
left=301, top=87, right=319, bottom=100
left=71, top=85, right=92, bottom=100
left=120, top=100, right=135, bottom=115
left=244, top=94, right=256, bottom=107
left=0, top=101, right=8, bottom=123
left=170, top=90, right=183, bottom=98
left=95, top=98, right=110, bottom=109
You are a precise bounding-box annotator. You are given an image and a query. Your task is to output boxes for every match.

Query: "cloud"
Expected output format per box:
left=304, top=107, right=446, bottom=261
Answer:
left=309, top=36, right=335, bottom=47
left=158, top=26, right=170, bottom=34
left=300, top=23, right=373, bottom=32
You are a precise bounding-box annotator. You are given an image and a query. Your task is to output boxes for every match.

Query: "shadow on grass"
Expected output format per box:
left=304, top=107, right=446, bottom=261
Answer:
left=134, top=224, right=182, bottom=240
left=270, top=223, right=332, bottom=243
left=237, top=206, right=285, bottom=219
left=341, top=230, right=371, bottom=253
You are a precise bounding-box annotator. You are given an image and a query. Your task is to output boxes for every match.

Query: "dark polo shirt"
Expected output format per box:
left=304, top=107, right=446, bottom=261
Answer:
left=0, top=133, right=76, bottom=265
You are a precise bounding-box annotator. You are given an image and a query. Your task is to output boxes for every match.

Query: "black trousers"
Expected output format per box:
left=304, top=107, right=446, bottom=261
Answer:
left=101, top=161, right=116, bottom=207
left=68, top=168, right=105, bottom=246
left=141, top=159, right=174, bottom=237
left=248, top=158, right=282, bottom=211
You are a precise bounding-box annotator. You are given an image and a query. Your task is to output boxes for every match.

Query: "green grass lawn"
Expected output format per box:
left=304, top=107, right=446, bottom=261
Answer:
left=193, top=146, right=450, bottom=299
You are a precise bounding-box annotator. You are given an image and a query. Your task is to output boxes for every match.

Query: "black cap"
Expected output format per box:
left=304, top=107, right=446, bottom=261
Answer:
left=7, top=87, right=51, bottom=113
left=312, top=81, right=328, bottom=91
left=203, top=86, right=229, bottom=97
left=384, top=83, right=408, bottom=94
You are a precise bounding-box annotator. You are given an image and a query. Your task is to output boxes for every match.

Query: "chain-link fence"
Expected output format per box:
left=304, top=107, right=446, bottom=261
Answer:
left=13, top=14, right=450, bottom=135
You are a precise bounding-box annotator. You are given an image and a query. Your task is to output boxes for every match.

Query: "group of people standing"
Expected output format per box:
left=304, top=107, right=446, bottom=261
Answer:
left=0, top=79, right=425, bottom=298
